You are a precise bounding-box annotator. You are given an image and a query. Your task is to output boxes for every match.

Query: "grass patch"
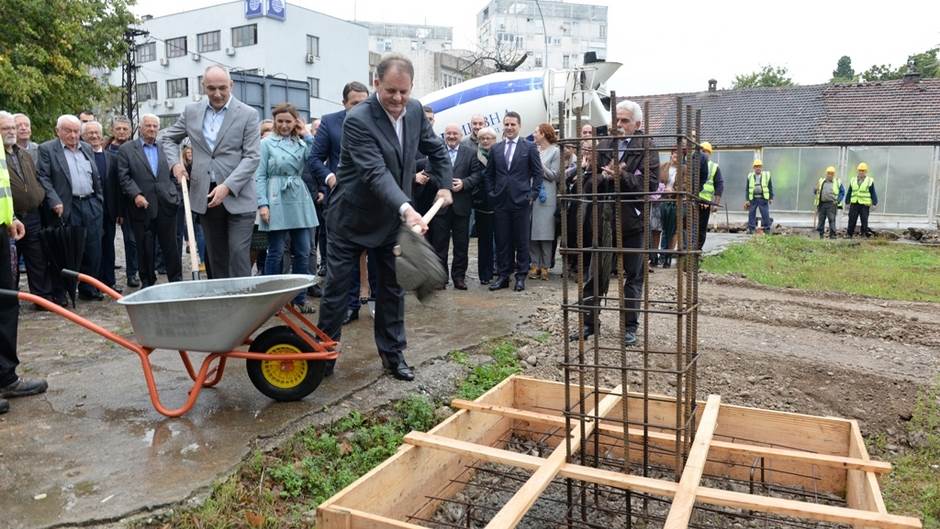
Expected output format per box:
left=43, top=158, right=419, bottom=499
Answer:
left=882, top=377, right=940, bottom=528
left=140, top=341, right=521, bottom=529
left=702, top=236, right=940, bottom=302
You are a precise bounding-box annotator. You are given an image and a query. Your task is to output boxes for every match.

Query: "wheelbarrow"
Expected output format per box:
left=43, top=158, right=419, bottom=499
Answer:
left=0, top=270, right=338, bottom=417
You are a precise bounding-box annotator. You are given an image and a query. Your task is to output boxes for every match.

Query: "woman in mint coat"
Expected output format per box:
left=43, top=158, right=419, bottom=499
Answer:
left=256, top=103, right=318, bottom=309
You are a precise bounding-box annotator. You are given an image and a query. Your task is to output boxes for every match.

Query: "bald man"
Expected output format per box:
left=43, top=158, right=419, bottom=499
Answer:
left=160, top=65, right=260, bottom=278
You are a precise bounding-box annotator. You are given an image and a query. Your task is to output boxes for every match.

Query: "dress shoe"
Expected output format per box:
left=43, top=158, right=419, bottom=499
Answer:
left=623, top=331, right=638, bottom=346
left=0, top=377, right=48, bottom=399
left=381, top=355, right=415, bottom=381
left=78, top=291, right=104, bottom=301
left=307, top=284, right=323, bottom=298
left=488, top=277, right=509, bottom=291
left=343, top=308, right=359, bottom=325
left=453, top=278, right=467, bottom=290
left=513, top=277, right=525, bottom=291
left=126, top=276, right=141, bottom=288
left=568, top=326, right=595, bottom=342
left=0, top=398, right=8, bottom=414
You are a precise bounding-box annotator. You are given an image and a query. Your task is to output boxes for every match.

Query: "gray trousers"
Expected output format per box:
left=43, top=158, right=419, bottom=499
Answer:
left=200, top=206, right=254, bottom=278
left=816, top=202, right=837, bottom=238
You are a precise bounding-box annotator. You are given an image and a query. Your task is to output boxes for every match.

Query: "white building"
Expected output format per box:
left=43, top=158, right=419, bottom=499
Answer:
left=476, top=0, right=607, bottom=71
left=110, top=0, right=369, bottom=124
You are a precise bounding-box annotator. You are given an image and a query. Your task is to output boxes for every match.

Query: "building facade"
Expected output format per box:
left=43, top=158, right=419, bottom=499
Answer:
left=476, top=0, right=607, bottom=71
left=109, top=0, right=369, bottom=125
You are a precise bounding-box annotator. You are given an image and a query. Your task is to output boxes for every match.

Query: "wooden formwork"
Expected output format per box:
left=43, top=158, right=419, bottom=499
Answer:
left=317, top=376, right=922, bottom=529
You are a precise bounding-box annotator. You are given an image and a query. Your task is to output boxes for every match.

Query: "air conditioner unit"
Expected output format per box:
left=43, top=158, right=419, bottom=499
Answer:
left=191, top=53, right=200, bottom=62
left=159, top=57, right=169, bottom=67
left=225, top=47, right=236, bottom=56
left=305, top=53, right=317, bottom=64
left=165, top=100, right=175, bottom=109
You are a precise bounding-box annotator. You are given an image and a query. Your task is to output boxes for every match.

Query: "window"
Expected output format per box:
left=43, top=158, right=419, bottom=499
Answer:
left=136, top=81, right=157, bottom=102
left=166, top=77, right=188, bottom=98
left=232, top=24, right=257, bottom=47
left=197, top=30, right=220, bottom=53
left=306, top=35, right=320, bottom=57
left=166, top=36, right=187, bottom=58
left=197, top=75, right=204, bottom=95
left=136, top=42, right=156, bottom=63
left=308, top=77, right=320, bottom=98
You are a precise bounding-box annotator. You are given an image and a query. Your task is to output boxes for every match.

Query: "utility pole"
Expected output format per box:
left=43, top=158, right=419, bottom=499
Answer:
left=120, top=27, right=149, bottom=135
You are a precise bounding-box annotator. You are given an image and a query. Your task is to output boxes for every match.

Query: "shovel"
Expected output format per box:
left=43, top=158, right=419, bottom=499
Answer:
left=395, top=198, right=447, bottom=301
left=179, top=173, right=201, bottom=280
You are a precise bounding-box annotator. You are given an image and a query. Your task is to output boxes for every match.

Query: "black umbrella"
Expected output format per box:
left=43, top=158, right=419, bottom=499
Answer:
left=39, top=220, right=85, bottom=307
left=395, top=199, right=447, bottom=301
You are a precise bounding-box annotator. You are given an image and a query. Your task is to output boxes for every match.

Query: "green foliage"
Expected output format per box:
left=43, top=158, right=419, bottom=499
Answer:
left=702, top=236, right=940, bottom=302
left=732, top=65, right=794, bottom=89
left=883, top=377, right=940, bottom=528
left=861, top=48, right=939, bottom=82
left=455, top=341, right=522, bottom=400
left=831, top=55, right=857, bottom=83
left=0, top=0, right=136, bottom=140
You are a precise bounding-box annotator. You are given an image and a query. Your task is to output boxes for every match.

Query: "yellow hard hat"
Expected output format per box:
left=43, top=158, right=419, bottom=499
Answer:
left=826, top=166, right=836, bottom=174
left=753, top=159, right=763, bottom=167
left=700, top=141, right=713, bottom=154
left=857, top=162, right=869, bottom=172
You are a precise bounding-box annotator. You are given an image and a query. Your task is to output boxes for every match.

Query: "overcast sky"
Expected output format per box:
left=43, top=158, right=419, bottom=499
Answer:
left=133, top=0, right=940, bottom=96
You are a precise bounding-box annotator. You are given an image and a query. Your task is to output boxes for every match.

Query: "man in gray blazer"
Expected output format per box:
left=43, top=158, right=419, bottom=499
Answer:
left=160, top=65, right=260, bottom=278
left=36, top=115, right=105, bottom=300
left=319, top=53, right=452, bottom=381
left=116, top=114, right=182, bottom=287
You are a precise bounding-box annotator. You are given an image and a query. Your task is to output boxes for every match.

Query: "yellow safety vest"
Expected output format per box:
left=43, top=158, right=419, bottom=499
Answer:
left=747, top=171, right=771, bottom=201
left=850, top=176, right=874, bottom=206
left=0, top=145, right=13, bottom=226
left=814, top=177, right=841, bottom=207
left=699, top=160, right=718, bottom=202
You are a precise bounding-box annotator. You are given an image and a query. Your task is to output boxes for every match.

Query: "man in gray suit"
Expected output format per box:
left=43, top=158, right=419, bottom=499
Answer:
left=160, top=65, right=260, bottom=278
left=36, top=115, right=105, bottom=300
left=116, top=114, right=182, bottom=287
left=319, top=53, right=453, bottom=381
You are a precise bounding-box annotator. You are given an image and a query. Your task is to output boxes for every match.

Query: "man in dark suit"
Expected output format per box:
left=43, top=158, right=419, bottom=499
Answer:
left=309, top=81, right=372, bottom=322
left=80, top=120, right=124, bottom=293
left=36, top=114, right=105, bottom=300
left=430, top=123, right=482, bottom=290
left=116, top=114, right=182, bottom=287
left=569, top=100, right=660, bottom=346
left=318, top=53, right=453, bottom=381
left=483, top=111, right=541, bottom=292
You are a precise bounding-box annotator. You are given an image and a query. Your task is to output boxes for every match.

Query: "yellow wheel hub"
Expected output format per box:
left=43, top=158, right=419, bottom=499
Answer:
left=260, top=344, right=307, bottom=389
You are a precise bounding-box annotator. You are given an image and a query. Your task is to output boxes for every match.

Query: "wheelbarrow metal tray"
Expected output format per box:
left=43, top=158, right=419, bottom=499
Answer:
left=117, top=275, right=316, bottom=352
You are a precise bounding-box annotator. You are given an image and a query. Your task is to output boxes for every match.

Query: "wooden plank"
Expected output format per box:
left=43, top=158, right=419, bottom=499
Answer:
left=484, top=385, right=624, bottom=529
left=404, top=430, right=922, bottom=529
left=318, top=506, right=429, bottom=529
left=663, top=395, right=721, bottom=529
left=452, top=398, right=890, bottom=474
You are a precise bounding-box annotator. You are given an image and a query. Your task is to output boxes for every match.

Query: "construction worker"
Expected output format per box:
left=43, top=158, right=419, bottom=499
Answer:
left=697, top=142, right=723, bottom=249
left=744, top=159, right=773, bottom=234
left=814, top=166, right=844, bottom=239
left=844, top=162, right=878, bottom=238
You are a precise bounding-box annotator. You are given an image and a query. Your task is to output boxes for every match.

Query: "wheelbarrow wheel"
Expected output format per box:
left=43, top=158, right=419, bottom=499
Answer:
left=247, top=326, right=326, bottom=401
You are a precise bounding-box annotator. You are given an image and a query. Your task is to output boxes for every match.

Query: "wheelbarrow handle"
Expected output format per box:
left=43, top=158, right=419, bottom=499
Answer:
left=410, top=198, right=446, bottom=234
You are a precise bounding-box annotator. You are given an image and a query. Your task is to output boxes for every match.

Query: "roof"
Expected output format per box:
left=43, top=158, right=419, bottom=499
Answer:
left=624, top=78, right=940, bottom=147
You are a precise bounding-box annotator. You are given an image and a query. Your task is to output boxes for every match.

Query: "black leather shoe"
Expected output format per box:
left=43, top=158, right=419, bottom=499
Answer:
left=0, top=398, right=8, bottom=414
left=489, top=277, right=509, bottom=291
left=0, top=377, right=48, bottom=398
left=343, top=308, right=359, bottom=325
left=513, top=278, right=525, bottom=291
left=568, top=326, right=595, bottom=342
left=453, top=278, right=467, bottom=290
left=126, top=276, right=141, bottom=288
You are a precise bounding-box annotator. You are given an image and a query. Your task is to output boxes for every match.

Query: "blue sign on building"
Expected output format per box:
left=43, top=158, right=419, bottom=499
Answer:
left=245, top=0, right=263, bottom=18
left=266, top=0, right=286, bottom=20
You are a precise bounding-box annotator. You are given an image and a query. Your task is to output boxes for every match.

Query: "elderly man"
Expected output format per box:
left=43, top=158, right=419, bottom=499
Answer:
left=117, top=114, right=182, bottom=287
left=13, top=113, right=39, bottom=163
left=569, top=100, right=659, bottom=346
left=81, top=120, right=123, bottom=293
left=36, top=115, right=105, bottom=300
left=460, top=114, right=486, bottom=150
left=161, top=65, right=261, bottom=278
left=1, top=112, right=55, bottom=305
left=1, top=138, right=47, bottom=415
left=107, top=116, right=139, bottom=288
left=431, top=124, right=482, bottom=290
left=318, top=53, right=452, bottom=381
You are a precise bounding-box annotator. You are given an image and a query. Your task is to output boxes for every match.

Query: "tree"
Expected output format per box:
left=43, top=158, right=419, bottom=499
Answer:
left=732, top=65, right=794, bottom=89
left=831, top=55, right=856, bottom=82
left=0, top=0, right=136, bottom=139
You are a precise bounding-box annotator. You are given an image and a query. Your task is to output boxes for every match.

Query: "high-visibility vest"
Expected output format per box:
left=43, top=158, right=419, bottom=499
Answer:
left=814, top=176, right=841, bottom=207
left=850, top=176, right=874, bottom=206
left=699, top=160, right=718, bottom=202
left=747, top=171, right=771, bottom=201
left=0, top=145, right=13, bottom=226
